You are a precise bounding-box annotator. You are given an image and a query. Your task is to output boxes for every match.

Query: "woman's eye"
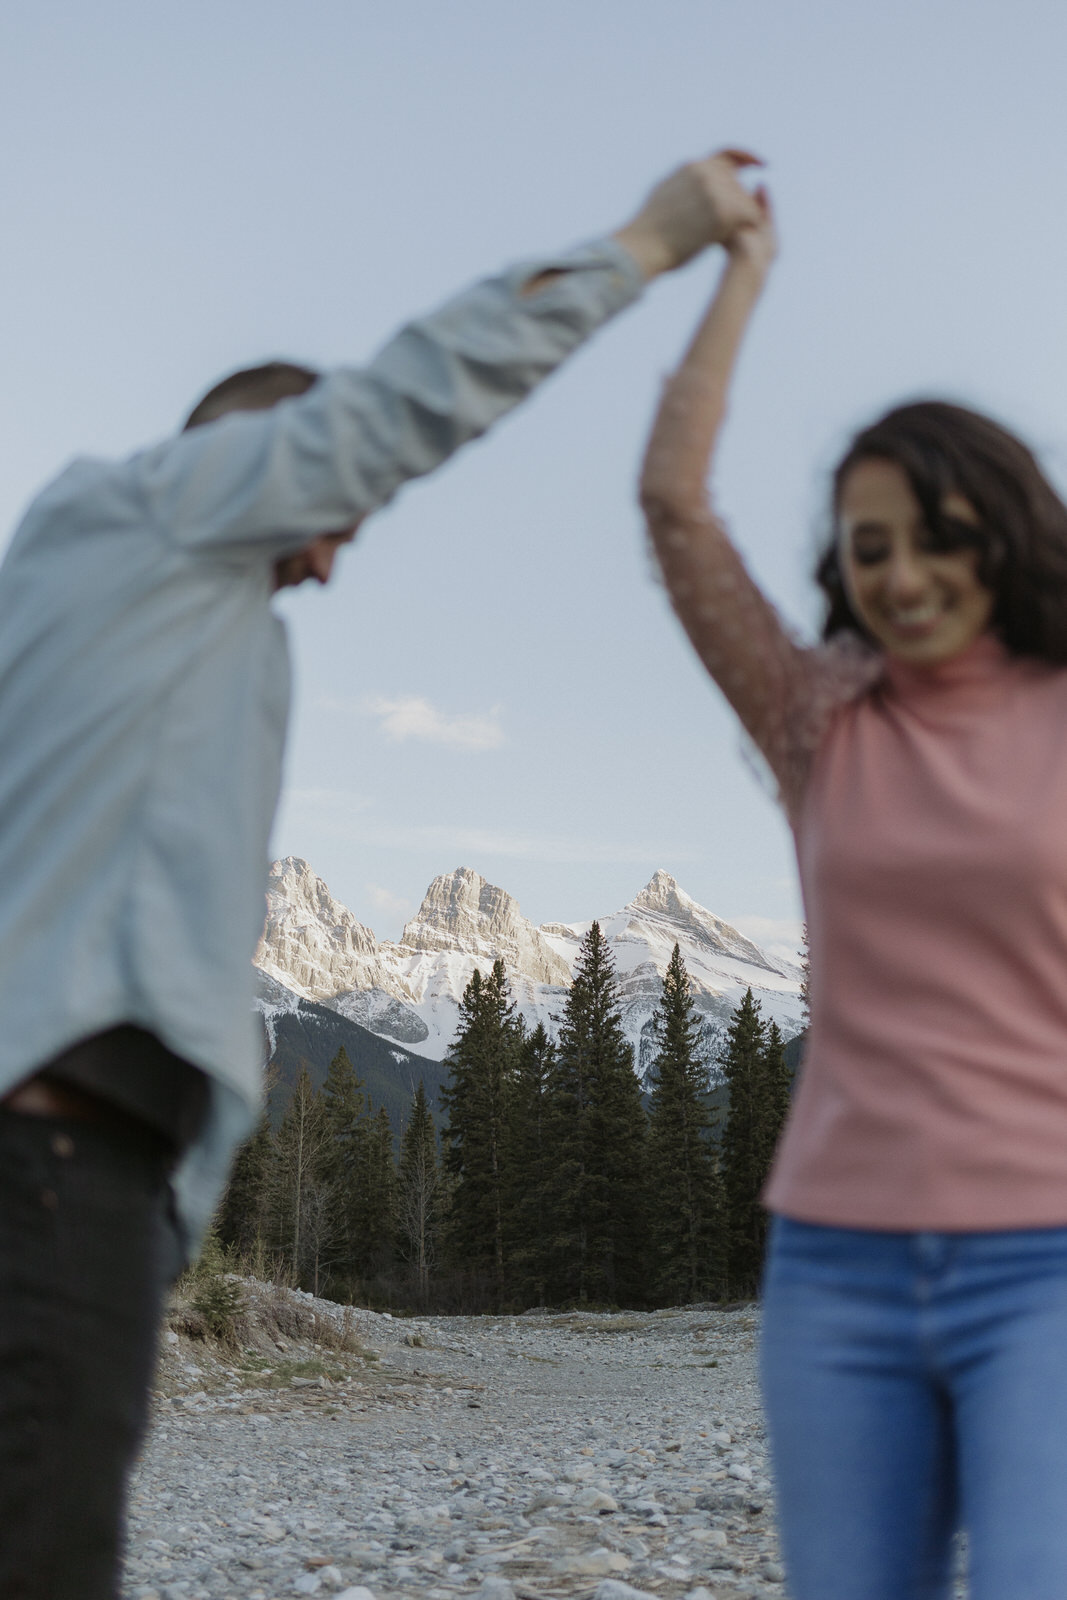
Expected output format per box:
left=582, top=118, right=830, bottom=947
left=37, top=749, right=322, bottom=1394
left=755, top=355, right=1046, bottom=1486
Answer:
left=925, top=517, right=979, bottom=553
left=851, top=539, right=889, bottom=567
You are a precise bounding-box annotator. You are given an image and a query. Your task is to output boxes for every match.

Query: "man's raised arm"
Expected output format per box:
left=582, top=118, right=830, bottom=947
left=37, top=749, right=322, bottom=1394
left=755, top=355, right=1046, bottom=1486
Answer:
left=134, top=151, right=763, bottom=556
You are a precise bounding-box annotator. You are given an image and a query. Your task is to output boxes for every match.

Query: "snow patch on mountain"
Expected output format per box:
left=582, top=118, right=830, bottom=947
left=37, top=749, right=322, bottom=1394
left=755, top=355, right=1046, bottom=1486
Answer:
left=253, top=967, right=306, bottom=1056
left=329, top=986, right=430, bottom=1045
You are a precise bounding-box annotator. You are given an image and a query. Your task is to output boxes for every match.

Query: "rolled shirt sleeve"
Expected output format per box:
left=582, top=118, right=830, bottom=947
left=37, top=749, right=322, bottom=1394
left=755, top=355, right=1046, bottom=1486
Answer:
left=133, top=239, right=645, bottom=557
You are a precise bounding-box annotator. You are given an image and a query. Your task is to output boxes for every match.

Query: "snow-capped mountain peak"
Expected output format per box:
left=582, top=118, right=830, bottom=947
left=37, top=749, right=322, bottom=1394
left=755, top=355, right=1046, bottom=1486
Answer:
left=254, top=860, right=804, bottom=1077
left=625, top=870, right=780, bottom=974
left=255, top=856, right=417, bottom=1006
left=397, top=867, right=571, bottom=987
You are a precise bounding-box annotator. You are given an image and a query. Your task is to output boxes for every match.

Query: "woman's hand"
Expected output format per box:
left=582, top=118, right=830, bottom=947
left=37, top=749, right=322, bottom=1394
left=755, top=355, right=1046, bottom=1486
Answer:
left=640, top=178, right=777, bottom=525
left=613, top=149, right=765, bottom=280
left=725, top=184, right=778, bottom=279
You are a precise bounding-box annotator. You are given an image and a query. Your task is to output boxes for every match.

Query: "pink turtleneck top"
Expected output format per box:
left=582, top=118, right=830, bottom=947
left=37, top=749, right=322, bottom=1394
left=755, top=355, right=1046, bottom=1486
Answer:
left=642, top=371, right=1067, bottom=1230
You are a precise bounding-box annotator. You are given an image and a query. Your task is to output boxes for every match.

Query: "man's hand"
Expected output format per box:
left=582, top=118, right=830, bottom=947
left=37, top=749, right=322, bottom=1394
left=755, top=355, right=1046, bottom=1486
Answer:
left=613, top=149, right=764, bottom=281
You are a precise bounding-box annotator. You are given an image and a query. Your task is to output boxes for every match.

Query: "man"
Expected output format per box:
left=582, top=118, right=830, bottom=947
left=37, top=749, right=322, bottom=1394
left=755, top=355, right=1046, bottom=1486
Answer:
left=0, top=149, right=760, bottom=1598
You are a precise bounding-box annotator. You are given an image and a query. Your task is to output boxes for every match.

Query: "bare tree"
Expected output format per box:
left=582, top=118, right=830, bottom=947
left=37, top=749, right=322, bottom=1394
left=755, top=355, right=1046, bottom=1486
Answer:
left=270, top=1063, right=331, bottom=1287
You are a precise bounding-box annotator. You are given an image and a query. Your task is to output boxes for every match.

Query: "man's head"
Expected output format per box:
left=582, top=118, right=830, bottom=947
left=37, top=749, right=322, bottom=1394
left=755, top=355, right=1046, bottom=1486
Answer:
left=183, top=360, right=320, bottom=431
left=184, top=360, right=360, bottom=588
left=272, top=529, right=356, bottom=589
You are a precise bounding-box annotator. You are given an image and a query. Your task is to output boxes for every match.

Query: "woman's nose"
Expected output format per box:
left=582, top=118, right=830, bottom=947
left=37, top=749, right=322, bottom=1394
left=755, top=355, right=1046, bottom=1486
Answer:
left=884, top=547, right=928, bottom=601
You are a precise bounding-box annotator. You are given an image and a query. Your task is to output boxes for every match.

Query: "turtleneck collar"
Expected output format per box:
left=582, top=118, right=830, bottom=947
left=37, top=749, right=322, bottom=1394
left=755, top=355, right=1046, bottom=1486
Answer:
left=883, top=632, right=1015, bottom=701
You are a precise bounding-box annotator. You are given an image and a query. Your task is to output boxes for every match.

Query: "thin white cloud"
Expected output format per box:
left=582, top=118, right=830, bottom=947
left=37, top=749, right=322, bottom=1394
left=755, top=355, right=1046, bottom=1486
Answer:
left=282, top=786, right=373, bottom=814
left=352, top=818, right=695, bottom=867
left=364, top=694, right=504, bottom=752
left=366, top=883, right=414, bottom=919
left=279, top=787, right=695, bottom=867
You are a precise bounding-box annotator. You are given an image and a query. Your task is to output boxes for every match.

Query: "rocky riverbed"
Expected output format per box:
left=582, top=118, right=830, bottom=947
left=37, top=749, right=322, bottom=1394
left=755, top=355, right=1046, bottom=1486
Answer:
left=124, top=1281, right=785, bottom=1600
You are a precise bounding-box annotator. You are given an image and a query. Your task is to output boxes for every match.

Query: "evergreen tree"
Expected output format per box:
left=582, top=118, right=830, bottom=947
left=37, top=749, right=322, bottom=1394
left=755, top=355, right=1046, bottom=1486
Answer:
left=398, top=1082, right=441, bottom=1304
left=759, top=1019, right=792, bottom=1178
left=719, top=989, right=768, bottom=1295
left=189, top=1227, right=247, bottom=1347
left=216, top=1110, right=274, bottom=1263
left=318, top=1046, right=367, bottom=1284
left=548, top=923, right=646, bottom=1307
left=705, top=1126, right=729, bottom=1298
left=505, top=1023, right=556, bottom=1306
left=441, top=960, right=522, bottom=1305
left=320, top=1046, right=366, bottom=1160
left=646, top=944, right=722, bottom=1304
left=350, top=1103, right=398, bottom=1286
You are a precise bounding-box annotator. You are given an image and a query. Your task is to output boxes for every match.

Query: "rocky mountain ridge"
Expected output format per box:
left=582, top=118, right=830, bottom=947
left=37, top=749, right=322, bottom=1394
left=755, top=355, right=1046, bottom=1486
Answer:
left=255, top=858, right=804, bottom=1078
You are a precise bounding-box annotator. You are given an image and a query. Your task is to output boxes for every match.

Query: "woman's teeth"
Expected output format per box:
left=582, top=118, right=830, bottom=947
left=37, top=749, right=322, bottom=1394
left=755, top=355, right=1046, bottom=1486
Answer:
left=889, top=603, right=941, bottom=626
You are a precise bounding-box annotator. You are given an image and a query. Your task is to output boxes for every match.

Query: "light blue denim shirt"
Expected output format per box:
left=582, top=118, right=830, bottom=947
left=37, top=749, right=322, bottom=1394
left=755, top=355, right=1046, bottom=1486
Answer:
left=0, top=238, right=643, bottom=1251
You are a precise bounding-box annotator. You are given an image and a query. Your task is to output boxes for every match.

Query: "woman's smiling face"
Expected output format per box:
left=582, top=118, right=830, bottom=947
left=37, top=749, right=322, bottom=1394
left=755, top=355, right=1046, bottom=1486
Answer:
left=837, top=457, right=995, bottom=666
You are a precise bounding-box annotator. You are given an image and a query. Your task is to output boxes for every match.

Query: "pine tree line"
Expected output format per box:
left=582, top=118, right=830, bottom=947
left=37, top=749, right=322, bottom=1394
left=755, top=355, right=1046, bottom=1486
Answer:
left=216, top=1049, right=405, bottom=1304
left=216, top=925, right=794, bottom=1310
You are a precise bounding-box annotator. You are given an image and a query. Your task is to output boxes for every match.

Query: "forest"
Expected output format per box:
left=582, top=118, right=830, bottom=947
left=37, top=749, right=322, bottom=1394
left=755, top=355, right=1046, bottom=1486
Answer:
left=216, top=923, right=798, bottom=1311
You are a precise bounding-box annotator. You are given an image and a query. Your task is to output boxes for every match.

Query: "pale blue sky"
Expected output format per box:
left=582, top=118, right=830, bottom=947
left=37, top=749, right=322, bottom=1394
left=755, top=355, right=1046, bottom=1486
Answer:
left=3, top=1, right=1066, bottom=948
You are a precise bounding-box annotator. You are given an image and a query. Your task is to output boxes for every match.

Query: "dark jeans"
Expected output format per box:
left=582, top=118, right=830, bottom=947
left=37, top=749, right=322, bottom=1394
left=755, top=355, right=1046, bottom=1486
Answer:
left=0, top=1108, right=180, bottom=1600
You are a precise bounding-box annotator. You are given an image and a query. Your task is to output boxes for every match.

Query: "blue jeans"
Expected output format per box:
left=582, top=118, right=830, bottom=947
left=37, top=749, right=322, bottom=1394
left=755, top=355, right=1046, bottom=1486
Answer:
left=760, top=1218, right=1067, bottom=1600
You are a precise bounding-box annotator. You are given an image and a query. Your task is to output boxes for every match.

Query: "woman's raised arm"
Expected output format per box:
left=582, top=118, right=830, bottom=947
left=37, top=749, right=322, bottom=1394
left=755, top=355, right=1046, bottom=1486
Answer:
left=639, top=186, right=876, bottom=818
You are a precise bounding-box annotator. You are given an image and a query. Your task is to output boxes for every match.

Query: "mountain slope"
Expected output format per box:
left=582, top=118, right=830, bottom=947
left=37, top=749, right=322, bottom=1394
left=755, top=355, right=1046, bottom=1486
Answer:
left=256, top=969, right=448, bottom=1134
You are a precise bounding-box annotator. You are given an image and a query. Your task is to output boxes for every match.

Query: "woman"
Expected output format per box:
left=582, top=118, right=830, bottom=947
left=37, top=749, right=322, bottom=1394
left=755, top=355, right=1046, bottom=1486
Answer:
left=641, top=156, right=1067, bottom=1600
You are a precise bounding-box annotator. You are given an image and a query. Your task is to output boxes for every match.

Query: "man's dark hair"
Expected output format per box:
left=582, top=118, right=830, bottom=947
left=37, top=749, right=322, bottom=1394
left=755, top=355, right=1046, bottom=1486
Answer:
left=815, top=399, right=1067, bottom=664
left=183, top=360, right=320, bottom=431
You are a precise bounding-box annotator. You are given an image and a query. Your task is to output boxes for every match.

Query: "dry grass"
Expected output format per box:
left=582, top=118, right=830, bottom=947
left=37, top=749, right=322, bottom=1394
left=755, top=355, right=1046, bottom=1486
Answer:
left=553, top=1313, right=649, bottom=1336
left=167, top=1277, right=377, bottom=1361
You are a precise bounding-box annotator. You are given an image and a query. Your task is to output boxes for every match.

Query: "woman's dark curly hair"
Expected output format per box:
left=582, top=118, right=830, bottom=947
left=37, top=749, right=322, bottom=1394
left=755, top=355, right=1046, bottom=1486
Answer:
left=815, top=400, right=1067, bottom=663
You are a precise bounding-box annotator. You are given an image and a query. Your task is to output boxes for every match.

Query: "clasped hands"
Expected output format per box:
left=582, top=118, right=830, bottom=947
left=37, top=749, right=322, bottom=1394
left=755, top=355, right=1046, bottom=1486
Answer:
left=614, top=149, right=777, bottom=281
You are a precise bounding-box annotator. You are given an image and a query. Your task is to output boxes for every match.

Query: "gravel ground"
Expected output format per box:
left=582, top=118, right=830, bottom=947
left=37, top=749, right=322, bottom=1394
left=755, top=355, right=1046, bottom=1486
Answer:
left=123, top=1282, right=785, bottom=1600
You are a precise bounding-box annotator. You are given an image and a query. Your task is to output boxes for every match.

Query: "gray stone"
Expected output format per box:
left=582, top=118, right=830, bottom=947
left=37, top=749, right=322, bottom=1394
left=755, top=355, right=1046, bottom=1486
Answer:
left=553, top=1549, right=630, bottom=1577
left=593, top=1582, right=659, bottom=1600
left=707, top=1549, right=741, bottom=1570
left=127, top=1287, right=776, bottom=1600
left=695, top=1488, right=735, bottom=1512
left=573, top=1487, right=618, bottom=1513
